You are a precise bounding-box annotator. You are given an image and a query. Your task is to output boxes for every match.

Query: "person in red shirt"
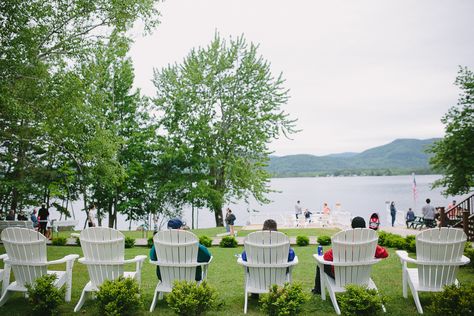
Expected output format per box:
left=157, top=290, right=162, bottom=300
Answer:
left=312, top=216, right=388, bottom=293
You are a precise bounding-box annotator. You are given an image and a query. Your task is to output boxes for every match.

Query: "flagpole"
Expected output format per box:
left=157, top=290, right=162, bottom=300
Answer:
left=412, top=173, right=417, bottom=213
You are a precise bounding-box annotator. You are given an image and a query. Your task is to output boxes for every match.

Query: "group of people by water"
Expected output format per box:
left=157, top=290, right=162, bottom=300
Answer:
left=294, top=200, right=331, bottom=224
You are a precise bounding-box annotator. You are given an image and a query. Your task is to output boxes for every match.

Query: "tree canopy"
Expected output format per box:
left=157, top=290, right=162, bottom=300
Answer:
left=430, top=66, right=474, bottom=195
left=152, top=34, right=297, bottom=226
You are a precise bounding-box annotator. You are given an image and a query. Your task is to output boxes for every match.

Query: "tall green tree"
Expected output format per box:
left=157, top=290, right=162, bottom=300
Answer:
left=153, top=34, right=297, bottom=226
left=0, top=0, right=160, bottom=213
left=430, top=66, right=474, bottom=195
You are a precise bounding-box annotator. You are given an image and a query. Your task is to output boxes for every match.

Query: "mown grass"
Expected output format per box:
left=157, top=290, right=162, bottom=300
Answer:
left=1, top=238, right=473, bottom=315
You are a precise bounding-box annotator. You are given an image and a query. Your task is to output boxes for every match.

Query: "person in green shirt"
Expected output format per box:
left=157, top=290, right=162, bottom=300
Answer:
left=149, top=218, right=211, bottom=281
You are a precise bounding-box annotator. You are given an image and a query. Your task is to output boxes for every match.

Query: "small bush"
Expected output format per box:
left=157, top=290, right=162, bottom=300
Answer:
left=51, top=236, right=67, bottom=246
left=75, top=237, right=81, bottom=246
left=429, top=283, right=474, bottom=315
left=96, top=276, right=142, bottom=316
left=405, top=235, right=416, bottom=252
left=338, top=284, right=386, bottom=316
left=166, top=280, right=219, bottom=316
left=199, top=235, right=213, bottom=248
left=317, top=235, right=331, bottom=246
left=464, top=248, right=474, bottom=268
left=124, top=236, right=135, bottom=248
left=260, top=282, right=309, bottom=316
left=26, top=274, right=65, bottom=316
left=378, top=231, right=388, bottom=246
left=219, top=236, right=238, bottom=248
left=296, top=235, right=309, bottom=246
left=147, top=236, right=154, bottom=248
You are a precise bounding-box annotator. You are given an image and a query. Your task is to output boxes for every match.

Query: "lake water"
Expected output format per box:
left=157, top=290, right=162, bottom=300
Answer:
left=49, top=175, right=469, bottom=230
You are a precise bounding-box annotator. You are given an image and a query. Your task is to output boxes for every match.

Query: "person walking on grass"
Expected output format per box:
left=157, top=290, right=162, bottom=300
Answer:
left=390, top=201, right=397, bottom=227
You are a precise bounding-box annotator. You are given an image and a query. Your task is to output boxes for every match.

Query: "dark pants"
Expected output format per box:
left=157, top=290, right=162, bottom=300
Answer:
left=391, top=212, right=396, bottom=226
left=313, top=265, right=334, bottom=294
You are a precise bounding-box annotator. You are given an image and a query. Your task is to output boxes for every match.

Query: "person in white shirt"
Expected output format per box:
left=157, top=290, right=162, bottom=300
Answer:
left=422, top=198, right=436, bottom=228
left=294, top=200, right=303, bottom=219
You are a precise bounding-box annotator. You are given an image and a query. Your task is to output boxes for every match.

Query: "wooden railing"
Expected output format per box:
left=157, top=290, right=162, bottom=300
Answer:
left=440, top=193, right=474, bottom=241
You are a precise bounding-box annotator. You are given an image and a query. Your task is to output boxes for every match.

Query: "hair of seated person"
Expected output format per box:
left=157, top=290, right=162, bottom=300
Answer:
left=262, top=219, right=278, bottom=231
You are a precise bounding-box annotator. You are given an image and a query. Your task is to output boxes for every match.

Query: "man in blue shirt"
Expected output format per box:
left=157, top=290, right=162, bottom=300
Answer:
left=149, top=218, right=211, bottom=281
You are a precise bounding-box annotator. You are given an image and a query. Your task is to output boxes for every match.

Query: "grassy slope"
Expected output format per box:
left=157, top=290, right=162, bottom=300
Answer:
left=1, top=235, right=473, bottom=315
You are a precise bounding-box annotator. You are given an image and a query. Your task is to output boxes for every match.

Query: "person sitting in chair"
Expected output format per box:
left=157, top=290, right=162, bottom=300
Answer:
left=241, top=219, right=295, bottom=262
left=149, top=218, right=211, bottom=281
left=312, top=216, right=388, bottom=294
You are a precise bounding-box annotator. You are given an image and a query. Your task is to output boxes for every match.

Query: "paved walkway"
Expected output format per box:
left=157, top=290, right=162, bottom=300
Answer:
left=42, top=224, right=424, bottom=246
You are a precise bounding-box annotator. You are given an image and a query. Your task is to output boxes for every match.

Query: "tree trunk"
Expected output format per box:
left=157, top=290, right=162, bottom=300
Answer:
left=213, top=206, right=224, bottom=227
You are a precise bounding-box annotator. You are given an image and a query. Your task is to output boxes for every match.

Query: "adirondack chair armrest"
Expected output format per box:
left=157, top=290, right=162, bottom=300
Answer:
left=396, top=250, right=416, bottom=264
left=123, top=255, right=147, bottom=264
left=313, top=254, right=380, bottom=266
left=0, top=254, right=7, bottom=260
left=47, top=254, right=80, bottom=266
left=236, top=258, right=295, bottom=268
left=148, top=260, right=209, bottom=267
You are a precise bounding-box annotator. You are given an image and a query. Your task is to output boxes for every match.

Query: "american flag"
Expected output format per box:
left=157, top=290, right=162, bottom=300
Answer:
left=412, top=173, right=417, bottom=200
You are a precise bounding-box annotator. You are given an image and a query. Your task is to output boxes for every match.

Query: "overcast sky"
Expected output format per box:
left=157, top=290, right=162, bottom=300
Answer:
left=129, top=0, right=474, bottom=156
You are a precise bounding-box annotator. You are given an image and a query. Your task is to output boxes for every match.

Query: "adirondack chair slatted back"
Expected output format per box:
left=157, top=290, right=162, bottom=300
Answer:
left=154, top=230, right=199, bottom=284
left=416, top=228, right=466, bottom=288
left=80, top=227, right=125, bottom=287
left=331, top=228, right=378, bottom=287
left=244, top=231, right=290, bottom=290
left=1, top=227, right=47, bottom=286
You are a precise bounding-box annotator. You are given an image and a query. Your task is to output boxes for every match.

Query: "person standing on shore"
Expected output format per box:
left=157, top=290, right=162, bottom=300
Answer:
left=422, top=198, right=436, bottom=228
left=390, top=201, right=396, bottom=227
left=322, top=203, right=331, bottom=215
left=225, top=208, right=236, bottom=236
left=38, top=203, right=49, bottom=235
left=295, top=200, right=303, bottom=219
left=87, top=204, right=96, bottom=227
left=406, top=208, right=415, bottom=228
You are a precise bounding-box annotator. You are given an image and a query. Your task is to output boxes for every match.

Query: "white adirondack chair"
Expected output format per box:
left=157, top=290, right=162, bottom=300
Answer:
left=396, top=227, right=470, bottom=314
left=314, top=228, right=384, bottom=315
left=0, top=253, right=8, bottom=295
left=74, top=227, right=147, bottom=312
left=149, top=229, right=213, bottom=312
left=237, top=231, right=299, bottom=314
left=0, top=227, right=78, bottom=306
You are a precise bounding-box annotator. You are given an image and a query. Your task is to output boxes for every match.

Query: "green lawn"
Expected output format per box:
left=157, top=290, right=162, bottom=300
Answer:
left=1, top=240, right=473, bottom=315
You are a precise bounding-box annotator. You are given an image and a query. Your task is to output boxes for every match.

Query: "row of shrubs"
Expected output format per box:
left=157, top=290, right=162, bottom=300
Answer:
left=28, top=271, right=474, bottom=316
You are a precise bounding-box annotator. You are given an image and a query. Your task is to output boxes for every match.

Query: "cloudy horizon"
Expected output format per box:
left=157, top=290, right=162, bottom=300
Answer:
left=129, top=0, right=474, bottom=156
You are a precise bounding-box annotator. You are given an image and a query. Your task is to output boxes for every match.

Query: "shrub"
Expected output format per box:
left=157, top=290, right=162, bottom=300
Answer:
left=260, top=282, right=309, bottom=316
left=51, top=236, right=67, bottom=246
left=317, top=235, right=331, bottom=246
left=148, top=236, right=154, bottom=248
left=124, top=236, right=135, bottom=248
left=338, top=284, right=386, bottom=316
left=377, top=231, right=388, bottom=246
left=219, top=236, right=238, bottom=248
left=429, top=283, right=474, bottom=315
left=199, top=235, right=213, bottom=248
left=296, top=235, right=309, bottom=246
left=464, top=248, right=474, bottom=268
left=75, top=237, right=81, bottom=246
left=405, top=235, right=416, bottom=252
left=166, top=280, right=219, bottom=316
left=26, top=274, right=65, bottom=316
left=96, top=276, right=142, bottom=316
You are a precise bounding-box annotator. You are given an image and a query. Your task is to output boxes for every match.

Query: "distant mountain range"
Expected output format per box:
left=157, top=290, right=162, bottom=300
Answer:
left=267, top=138, right=440, bottom=177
